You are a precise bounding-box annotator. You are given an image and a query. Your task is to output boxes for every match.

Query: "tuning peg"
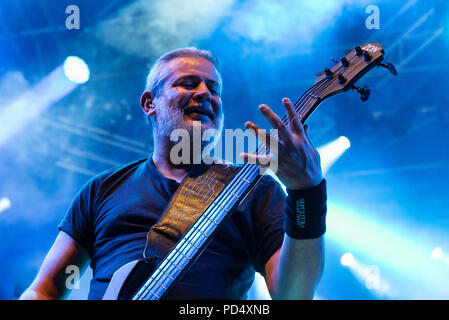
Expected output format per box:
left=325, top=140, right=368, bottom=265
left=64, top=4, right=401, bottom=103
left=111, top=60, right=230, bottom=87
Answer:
left=352, top=85, right=370, bottom=102
left=378, top=62, right=398, bottom=76
left=324, top=68, right=333, bottom=77
left=315, top=71, right=324, bottom=77
left=363, top=51, right=372, bottom=61
left=355, top=46, right=363, bottom=56
left=340, top=56, right=349, bottom=67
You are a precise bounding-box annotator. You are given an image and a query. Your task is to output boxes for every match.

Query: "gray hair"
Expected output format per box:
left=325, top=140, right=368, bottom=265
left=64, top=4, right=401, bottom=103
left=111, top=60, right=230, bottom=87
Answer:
left=145, top=47, right=222, bottom=97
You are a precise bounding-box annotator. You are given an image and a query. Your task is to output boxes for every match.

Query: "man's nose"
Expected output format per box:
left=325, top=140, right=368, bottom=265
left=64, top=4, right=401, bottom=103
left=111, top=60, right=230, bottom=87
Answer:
left=193, top=82, right=211, bottom=102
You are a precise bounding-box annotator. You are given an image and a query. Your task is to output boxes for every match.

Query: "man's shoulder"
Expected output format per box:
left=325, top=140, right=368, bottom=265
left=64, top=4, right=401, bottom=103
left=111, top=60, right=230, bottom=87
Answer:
left=83, top=157, right=149, bottom=189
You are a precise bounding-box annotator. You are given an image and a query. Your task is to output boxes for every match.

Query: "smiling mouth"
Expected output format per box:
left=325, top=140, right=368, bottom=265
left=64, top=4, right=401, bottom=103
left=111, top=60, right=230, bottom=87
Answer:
left=184, top=106, right=214, bottom=120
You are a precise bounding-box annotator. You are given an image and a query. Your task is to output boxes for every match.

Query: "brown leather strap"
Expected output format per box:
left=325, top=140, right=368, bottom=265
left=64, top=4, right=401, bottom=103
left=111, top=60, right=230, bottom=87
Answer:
left=143, top=161, right=238, bottom=263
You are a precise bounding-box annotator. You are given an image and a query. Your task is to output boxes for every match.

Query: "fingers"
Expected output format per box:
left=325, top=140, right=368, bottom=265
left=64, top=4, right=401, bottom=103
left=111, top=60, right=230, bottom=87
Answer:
left=245, top=121, right=276, bottom=153
left=282, top=97, right=307, bottom=137
left=282, top=98, right=302, bottom=133
left=240, top=124, right=276, bottom=175
left=240, top=152, right=272, bottom=174
left=303, top=124, right=315, bottom=147
left=258, top=104, right=292, bottom=144
left=259, top=98, right=306, bottom=139
left=304, top=124, right=309, bottom=137
left=245, top=97, right=313, bottom=157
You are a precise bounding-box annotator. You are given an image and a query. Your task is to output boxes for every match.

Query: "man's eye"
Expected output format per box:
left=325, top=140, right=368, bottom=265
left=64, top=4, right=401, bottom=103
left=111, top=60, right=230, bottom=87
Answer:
left=209, top=86, right=221, bottom=95
left=180, top=82, right=194, bottom=88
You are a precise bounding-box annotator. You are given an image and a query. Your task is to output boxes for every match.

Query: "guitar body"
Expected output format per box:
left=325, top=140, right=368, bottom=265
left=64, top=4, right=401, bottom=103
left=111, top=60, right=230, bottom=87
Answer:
left=103, top=259, right=156, bottom=300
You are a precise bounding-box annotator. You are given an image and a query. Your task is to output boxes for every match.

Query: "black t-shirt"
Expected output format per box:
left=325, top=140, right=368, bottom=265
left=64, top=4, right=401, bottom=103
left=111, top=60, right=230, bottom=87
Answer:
left=58, top=157, right=285, bottom=300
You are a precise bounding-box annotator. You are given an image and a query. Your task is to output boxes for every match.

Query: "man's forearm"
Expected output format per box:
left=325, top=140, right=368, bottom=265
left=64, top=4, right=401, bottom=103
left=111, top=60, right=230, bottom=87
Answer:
left=19, top=287, right=58, bottom=300
left=268, top=234, right=324, bottom=300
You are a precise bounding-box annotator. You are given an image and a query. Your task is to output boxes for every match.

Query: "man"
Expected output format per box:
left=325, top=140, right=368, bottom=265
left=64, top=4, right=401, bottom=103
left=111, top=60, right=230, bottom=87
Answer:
left=20, top=47, right=326, bottom=300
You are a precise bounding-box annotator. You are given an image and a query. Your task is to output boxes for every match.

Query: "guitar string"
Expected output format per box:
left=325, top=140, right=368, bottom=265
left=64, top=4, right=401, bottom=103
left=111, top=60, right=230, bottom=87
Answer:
left=135, top=53, right=364, bottom=300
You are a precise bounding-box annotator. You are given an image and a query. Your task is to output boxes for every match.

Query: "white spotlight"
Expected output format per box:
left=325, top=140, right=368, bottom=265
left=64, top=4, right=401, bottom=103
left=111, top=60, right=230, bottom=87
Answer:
left=338, top=136, right=351, bottom=150
left=431, top=247, right=442, bottom=260
left=340, top=252, right=355, bottom=267
left=63, top=56, right=90, bottom=84
left=0, top=197, right=11, bottom=213
left=317, top=136, right=351, bottom=174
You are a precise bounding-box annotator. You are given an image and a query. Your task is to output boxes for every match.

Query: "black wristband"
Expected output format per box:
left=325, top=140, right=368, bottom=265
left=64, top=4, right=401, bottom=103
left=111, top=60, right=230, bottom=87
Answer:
left=283, top=179, right=327, bottom=239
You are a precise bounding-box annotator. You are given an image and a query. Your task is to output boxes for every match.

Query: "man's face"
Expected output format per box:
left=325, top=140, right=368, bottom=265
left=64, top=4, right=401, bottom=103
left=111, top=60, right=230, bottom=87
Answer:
left=151, top=56, right=224, bottom=138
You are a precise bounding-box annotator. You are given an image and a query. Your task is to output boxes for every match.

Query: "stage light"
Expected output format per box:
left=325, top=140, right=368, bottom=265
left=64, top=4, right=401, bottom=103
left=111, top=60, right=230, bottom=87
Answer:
left=263, top=136, right=350, bottom=195
left=326, top=200, right=449, bottom=298
left=339, top=252, right=394, bottom=297
left=317, top=136, right=351, bottom=174
left=327, top=201, right=434, bottom=273
left=63, top=56, right=90, bottom=84
left=337, top=136, right=351, bottom=150
left=0, top=197, right=11, bottom=213
left=340, top=252, right=355, bottom=266
left=0, top=61, right=79, bottom=146
left=430, top=247, right=449, bottom=266
left=431, top=247, right=442, bottom=260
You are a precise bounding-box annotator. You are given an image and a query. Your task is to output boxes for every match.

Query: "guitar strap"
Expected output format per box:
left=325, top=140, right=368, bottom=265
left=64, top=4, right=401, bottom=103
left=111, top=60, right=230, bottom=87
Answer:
left=143, top=160, right=238, bottom=264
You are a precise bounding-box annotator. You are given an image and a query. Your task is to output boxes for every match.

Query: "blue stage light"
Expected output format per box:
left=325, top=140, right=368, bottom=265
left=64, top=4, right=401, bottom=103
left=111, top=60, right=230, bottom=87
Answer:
left=326, top=200, right=449, bottom=298
left=0, top=62, right=79, bottom=146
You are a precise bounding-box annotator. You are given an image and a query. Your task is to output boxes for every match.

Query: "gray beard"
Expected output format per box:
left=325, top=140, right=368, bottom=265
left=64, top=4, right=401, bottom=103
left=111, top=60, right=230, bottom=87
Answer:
left=155, top=105, right=224, bottom=141
left=153, top=105, right=226, bottom=165
left=155, top=104, right=187, bottom=137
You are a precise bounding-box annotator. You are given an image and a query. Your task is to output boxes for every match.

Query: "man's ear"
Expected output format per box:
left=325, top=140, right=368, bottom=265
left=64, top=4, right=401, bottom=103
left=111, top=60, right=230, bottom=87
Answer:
left=140, top=91, right=156, bottom=117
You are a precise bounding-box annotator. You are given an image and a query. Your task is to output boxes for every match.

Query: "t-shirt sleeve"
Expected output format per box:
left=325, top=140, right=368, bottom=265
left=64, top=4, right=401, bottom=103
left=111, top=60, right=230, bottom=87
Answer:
left=248, top=175, right=286, bottom=275
left=58, top=179, right=96, bottom=257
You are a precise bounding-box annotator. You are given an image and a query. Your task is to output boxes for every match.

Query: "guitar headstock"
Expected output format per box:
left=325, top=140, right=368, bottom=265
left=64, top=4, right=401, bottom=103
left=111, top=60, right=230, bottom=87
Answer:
left=314, top=43, right=397, bottom=102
